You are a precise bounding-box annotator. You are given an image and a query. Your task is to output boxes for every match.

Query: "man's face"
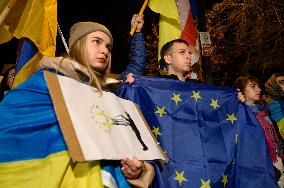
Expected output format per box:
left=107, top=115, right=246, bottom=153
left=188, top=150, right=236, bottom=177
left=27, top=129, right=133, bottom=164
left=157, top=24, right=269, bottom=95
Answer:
left=165, top=42, right=194, bottom=75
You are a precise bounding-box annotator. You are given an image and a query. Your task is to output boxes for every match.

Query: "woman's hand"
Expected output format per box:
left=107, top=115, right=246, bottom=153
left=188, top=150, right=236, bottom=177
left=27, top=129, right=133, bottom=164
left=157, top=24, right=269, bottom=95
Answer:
left=237, top=89, right=246, bottom=102
left=121, top=156, right=144, bottom=179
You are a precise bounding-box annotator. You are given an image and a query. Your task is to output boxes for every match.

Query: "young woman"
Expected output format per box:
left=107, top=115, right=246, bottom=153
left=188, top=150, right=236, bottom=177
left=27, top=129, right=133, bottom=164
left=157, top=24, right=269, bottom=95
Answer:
left=234, top=75, right=284, bottom=187
left=0, top=16, right=153, bottom=187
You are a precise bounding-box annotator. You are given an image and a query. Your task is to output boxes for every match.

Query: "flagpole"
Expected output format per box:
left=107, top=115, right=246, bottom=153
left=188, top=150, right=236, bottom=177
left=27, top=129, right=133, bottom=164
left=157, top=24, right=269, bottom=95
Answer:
left=0, top=0, right=17, bottom=26
left=130, top=0, right=149, bottom=36
left=57, top=23, right=69, bottom=54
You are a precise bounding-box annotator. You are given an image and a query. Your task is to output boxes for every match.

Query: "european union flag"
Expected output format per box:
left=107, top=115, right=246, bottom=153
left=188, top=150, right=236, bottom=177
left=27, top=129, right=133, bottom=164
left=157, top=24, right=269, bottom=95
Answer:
left=116, top=76, right=278, bottom=188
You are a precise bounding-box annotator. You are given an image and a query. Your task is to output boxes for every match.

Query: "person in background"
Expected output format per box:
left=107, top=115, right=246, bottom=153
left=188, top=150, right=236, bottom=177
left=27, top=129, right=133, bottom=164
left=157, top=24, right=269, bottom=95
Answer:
left=233, top=75, right=284, bottom=188
left=263, top=73, right=284, bottom=140
left=0, top=66, right=15, bottom=101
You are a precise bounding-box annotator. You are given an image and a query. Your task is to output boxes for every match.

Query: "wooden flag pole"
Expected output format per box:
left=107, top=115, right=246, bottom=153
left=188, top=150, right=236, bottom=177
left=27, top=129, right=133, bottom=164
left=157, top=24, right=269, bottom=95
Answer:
left=0, top=0, right=17, bottom=26
left=130, top=0, right=149, bottom=36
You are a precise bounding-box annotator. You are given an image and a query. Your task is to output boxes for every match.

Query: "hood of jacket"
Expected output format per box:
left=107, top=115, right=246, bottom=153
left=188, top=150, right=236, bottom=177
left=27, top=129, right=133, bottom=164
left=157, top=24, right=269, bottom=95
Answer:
left=38, top=56, right=122, bottom=87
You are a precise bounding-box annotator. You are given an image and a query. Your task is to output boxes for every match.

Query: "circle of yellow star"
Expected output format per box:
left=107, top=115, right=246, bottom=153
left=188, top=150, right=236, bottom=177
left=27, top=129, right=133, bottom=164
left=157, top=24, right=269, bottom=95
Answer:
left=171, top=93, right=182, bottom=105
left=191, top=91, right=202, bottom=102
left=152, top=126, right=162, bottom=138
left=226, top=113, right=237, bottom=124
left=200, top=179, right=211, bottom=188
left=90, top=105, right=114, bottom=133
left=221, top=173, right=228, bottom=187
left=155, top=106, right=167, bottom=117
left=210, top=98, right=220, bottom=109
left=175, top=170, right=188, bottom=186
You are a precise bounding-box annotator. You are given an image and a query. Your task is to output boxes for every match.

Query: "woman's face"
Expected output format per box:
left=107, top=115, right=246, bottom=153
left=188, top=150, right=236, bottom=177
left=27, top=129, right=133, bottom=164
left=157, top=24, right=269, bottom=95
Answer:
left=276, top=76, right=284, bottom=91
left=244, top=81, right=261, bottom=103
left=7, top=68, right=15, bottom=88
left=85, top=31, right=112, bottom=72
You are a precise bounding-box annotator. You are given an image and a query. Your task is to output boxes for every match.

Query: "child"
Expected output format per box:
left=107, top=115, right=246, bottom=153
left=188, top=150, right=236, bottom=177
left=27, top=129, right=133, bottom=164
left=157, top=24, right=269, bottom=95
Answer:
left=234, top=75, right=284, bottom=188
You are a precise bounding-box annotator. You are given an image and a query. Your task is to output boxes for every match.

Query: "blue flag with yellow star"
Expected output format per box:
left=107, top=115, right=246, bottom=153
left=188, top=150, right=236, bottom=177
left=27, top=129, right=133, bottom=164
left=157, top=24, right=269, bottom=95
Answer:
left=116, top=76, right=278, bottom=188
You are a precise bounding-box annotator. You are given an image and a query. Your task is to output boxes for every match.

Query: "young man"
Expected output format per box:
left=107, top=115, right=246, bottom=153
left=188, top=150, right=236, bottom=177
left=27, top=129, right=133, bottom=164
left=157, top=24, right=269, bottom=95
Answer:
left=125, top=39, right=199, bottom=83
left=160, top=39, right=199, bottom=81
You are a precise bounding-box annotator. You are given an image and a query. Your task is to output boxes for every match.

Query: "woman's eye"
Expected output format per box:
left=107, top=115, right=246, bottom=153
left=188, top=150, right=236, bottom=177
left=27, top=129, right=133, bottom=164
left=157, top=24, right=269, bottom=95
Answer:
left=92, top=40, right=99, bottom=44
left=107, top=46, right=112, bottom=52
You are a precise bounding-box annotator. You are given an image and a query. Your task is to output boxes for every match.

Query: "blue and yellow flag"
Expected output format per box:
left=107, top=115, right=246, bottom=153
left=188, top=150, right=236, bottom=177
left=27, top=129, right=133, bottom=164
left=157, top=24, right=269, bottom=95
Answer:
left=13, top=39, right=41, bottom=87
left=268, top=100, right=284, bottom=139
left=0, top=71, right=103, bottom=187
left=0, top=0, right=57, bottom=87
left=0, top=70, right=131, bottom=188
left=116, top=76, right=278, bottom=188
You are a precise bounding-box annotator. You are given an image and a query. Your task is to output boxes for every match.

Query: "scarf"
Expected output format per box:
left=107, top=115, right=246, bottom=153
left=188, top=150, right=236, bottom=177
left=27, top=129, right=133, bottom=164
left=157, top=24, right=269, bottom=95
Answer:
left=38, top=56, right=122, bottom=89
left=265, top=74, right=284, bottom=101
left=248, top=103, right=284, bottom=163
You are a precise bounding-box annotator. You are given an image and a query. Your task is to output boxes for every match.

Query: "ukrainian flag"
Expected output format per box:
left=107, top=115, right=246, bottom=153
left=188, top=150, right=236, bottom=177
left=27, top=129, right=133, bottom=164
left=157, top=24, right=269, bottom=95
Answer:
left=0, top=70, right=131, bottom=188
left=268, top=100, right=284, bottom=139
left=0, top=0, right=57, bottom=87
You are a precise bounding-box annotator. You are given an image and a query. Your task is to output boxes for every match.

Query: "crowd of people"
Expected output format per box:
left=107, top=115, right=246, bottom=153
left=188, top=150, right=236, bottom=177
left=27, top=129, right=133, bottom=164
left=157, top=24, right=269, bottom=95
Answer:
left=0, top=12, right=284, bottom=188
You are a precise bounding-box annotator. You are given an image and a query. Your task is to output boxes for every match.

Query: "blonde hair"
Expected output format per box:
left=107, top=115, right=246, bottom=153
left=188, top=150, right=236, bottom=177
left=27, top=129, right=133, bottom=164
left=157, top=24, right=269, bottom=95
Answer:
left=68, top=35, right=111, bottom=93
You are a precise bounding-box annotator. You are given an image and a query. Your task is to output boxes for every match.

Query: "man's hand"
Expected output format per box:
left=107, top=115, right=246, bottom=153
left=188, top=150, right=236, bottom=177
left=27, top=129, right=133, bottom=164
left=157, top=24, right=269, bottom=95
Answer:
left=125, top=73, right=135, bottom=84
left=131, top=14, right=144, bottom=33
left=121, top=156, right=144, bottom=179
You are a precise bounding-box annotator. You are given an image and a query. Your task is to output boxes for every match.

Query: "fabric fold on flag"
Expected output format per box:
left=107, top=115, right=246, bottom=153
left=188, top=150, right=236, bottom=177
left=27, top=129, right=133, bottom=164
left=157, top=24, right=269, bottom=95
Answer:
left=13, top=38, right=40, bottom=87
left=116, top=76, right=278, bottom=188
